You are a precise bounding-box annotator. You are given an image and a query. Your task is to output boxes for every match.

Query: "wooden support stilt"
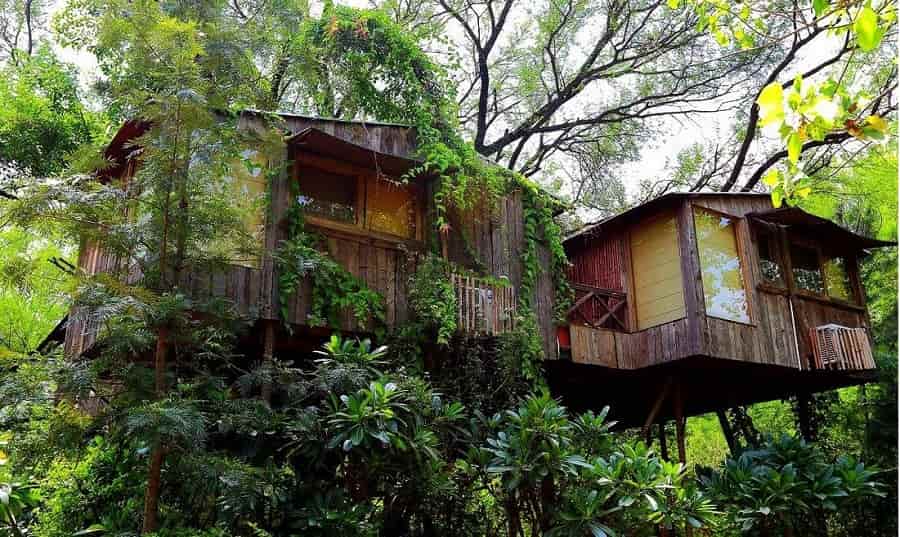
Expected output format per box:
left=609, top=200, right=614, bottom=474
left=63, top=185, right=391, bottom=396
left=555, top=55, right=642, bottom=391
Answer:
left=673, top=382, right=687, bottom=465
left=642, top=377, right=673, bottom=439
left=658, top=421, right=669, bottom=461
left=796, top=391, right=816, bottom=441
left=260, top=320, right=276, bottom=404
left=673, top=382, right=692, bottom=537
left=717, top=409, right=738, bottom=455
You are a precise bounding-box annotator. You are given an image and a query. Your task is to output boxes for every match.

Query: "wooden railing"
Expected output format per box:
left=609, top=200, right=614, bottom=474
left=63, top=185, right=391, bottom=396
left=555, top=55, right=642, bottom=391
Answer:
left=809, top=324, right=876, bottom=371
left=451, top=274, right=516, bottom=335
left=567, top=283, right=628, bottom=332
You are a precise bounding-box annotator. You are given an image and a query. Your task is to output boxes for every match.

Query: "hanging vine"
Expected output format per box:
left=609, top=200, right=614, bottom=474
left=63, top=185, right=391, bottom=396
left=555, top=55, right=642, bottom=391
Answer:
left=274, top=6, right=572, bottom=375
left=275, top=184, right=385, bottom=330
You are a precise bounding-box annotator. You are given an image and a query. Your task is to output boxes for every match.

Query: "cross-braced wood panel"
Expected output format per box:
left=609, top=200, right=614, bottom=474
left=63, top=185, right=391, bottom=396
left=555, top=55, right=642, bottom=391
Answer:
left=809, top=324, right=876, bottom=371
left=567, top=283, right=628, bottom=331
left=451, top=274, right=516, bottom=335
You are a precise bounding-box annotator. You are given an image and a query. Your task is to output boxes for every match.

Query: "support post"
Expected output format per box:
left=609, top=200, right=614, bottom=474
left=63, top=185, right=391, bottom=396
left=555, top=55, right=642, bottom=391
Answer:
left=261, top=320, right=276, bottom=404
left=673, top=382, right=692, bottom=537
left=673, top=382, right=687, bottom=465
left=642, top=377, right=673, bottom=439
left=717, top=409, right=738, bottom=455
left=658, top=421, right=669, bottom=461
left=796, top=391, right=816, bottom=441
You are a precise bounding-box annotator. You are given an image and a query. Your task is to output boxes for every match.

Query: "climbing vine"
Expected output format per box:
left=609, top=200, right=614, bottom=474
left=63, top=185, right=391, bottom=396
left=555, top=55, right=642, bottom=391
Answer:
left=277, top=6, right=572, bottom=380
left=276, top=188, right=385, bottom=330
left=406, top=255, right=457, bottom=346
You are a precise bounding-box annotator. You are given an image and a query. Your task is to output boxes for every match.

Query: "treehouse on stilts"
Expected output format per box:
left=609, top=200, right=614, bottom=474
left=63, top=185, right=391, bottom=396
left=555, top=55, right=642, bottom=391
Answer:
left=57, top=111, right=561, bottom=368
left=549, top=192, right=895, bottom=461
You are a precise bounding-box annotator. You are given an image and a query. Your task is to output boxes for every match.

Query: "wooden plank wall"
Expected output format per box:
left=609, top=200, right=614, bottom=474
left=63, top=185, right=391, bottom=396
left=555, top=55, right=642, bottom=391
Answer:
left=570, top=319, right=693, bottom=370
left=443, top=189, right=557, bottom=359
left=692, top=195, right=867, bottom=370
left=277, top=228, right=420, bottom=332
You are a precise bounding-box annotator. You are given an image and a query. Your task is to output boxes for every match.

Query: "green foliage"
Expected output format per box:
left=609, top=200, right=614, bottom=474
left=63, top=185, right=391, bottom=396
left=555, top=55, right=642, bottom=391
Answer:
left=0, top=46, right=108, bottom=177
left=406, top=255, right=457, bottom=346
left=699, top=434, right=885, bottom=535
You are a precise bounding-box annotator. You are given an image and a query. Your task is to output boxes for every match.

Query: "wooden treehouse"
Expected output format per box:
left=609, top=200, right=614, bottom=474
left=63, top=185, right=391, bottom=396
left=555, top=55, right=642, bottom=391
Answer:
left=548, top=193, right=894, bottom=442
left=59, top=111, right=560, bottom=361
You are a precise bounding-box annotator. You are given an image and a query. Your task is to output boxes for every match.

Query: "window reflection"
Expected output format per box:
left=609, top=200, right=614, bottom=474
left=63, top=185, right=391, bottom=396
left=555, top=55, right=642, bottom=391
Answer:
left=824, top=256, right=854, bottom=302
left=366, top=178, right=418, bottom=239
left=757, top=233, right=784, bottom=285
left=790, top=243, right=824, bottom=294
left=297, top=168, right=357, bottom=224
left=693, top=208, right=750, bottom=323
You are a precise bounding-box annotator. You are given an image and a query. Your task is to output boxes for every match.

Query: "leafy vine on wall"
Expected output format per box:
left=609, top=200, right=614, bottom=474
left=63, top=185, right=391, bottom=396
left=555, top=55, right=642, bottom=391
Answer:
left=275, top=5, right=572, bottom=363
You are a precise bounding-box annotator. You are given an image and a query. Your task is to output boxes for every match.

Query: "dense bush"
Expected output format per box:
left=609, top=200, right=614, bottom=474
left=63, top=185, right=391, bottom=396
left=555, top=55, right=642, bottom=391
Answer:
left=3, top=335, right=887, bottom=537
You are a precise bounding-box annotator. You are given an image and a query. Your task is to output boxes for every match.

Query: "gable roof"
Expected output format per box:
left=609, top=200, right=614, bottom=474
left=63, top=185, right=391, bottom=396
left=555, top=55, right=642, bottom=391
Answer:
left=565, top=192, right=771, bottom=243
left=564, top=191, right=895, bottom=254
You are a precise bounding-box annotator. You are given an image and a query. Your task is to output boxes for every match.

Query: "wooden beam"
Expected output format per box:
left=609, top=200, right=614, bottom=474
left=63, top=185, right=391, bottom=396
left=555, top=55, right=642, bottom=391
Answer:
left=642, top=377, right=673, bottom=437
left=674, top=381, right=687, bottom=465
left=717, top=409, right=738, bottom=456
left=658, top=421, right=669, bottom=461
left=566, top=290, right=596, bottom=318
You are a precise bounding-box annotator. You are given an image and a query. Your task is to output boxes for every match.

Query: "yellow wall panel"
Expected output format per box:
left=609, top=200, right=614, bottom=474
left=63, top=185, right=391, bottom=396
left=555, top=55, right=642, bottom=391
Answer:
left=630, top=213, right=685, bottom=330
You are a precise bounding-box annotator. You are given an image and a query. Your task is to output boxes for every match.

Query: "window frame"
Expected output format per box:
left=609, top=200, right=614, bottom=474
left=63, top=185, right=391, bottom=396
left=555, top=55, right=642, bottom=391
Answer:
left=751, top=223, right=787, bottom=291
left=292, top=151, right=424, bottom=243
left=691, top=205, right=754, bottom=326
left=787, top=236, right=860, bottom=306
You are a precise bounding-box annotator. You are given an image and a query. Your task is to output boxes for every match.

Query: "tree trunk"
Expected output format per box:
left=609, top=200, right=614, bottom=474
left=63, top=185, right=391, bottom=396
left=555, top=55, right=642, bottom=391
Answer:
left=141, top=327, right=169, bottom=534
left=504, top=495, right=521, bottom=537
left=141, top=446, right=165, bottom=534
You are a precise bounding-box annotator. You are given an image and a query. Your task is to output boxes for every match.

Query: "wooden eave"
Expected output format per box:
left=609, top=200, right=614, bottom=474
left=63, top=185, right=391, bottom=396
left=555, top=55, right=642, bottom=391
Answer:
left=564, top=192, right=772, bottom=249
left=287, top=127, right=426, bottom=179
left=747, top=207, right=897, bottom=253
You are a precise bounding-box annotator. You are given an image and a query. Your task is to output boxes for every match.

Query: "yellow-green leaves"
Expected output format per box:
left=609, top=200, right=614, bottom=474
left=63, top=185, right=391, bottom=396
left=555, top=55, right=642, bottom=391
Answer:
left=787, top=132, right=803, bottom=164
left=853, top=6, right=885, bottom=52
left=757, top=82, right=784, bottom=127
left=667, top=0, right=680, bottom=9
left=813, top=0, right=829, bottom=17
left=762, top=169, right=780, bottom=187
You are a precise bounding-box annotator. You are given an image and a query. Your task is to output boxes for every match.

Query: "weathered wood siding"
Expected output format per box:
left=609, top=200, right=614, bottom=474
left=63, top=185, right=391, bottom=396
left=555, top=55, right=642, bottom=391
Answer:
left=567, top=194, right=873, bottom=372
left=442, top=188, right=557, bottom=359
left=65, top=114, right=560, bottom=360
left=570, top=319, right=693, bottom=370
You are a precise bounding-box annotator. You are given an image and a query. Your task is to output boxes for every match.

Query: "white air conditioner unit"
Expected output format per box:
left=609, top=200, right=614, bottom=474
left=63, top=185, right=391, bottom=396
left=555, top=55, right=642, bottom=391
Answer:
left=810, top=324, right=876, bottom=371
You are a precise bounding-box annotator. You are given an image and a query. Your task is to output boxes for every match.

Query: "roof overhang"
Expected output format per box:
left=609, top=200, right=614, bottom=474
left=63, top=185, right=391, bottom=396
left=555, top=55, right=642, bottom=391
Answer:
left=747, top=207, right=896, bottom=252
left=564, top=192, right=772, bottom=247
left=287, top=127, right=424, bottom=178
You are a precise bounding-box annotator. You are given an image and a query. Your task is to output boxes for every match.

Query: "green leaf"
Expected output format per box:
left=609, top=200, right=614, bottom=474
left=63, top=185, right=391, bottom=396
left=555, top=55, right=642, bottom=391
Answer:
left=772, top=190, right=784, bottom=208
left=787, top=132, right=802, bottom=164
left=762, top=169, right=780, bottom=187
left=667, top=0, right=680, bottom=8
left=757, top=83, right=785, bottom=127
left=853, top=6, right=883, bottom=52
left=813, top=0, right=829, bottom=17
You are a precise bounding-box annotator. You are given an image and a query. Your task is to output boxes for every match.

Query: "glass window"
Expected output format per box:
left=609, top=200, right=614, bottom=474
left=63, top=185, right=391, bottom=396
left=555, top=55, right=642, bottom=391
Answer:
left=790, top=243, right=824, bottom=294
left=824, top=256, right=854, bottom=302
left=365, top=177, right=418, bottom=239
left=757, top=233, right=784, bottom=285
left=297, top=167, right=357, bottom=224
left=693, top=208, right=750, bottom=323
